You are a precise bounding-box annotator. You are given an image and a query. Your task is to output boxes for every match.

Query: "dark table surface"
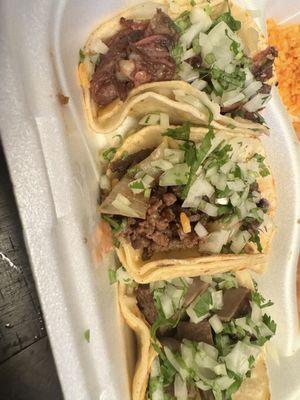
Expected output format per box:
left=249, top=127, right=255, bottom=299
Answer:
left=0, top=141, right=63, bottom=400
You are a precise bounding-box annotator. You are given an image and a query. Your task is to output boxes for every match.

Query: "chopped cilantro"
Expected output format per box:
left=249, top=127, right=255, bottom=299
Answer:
left=190, top=0, right=196, bottom=5
left=102, top=147, right=116, bottom=161
left=108, top=268, right=117, bottom=285
left=252, top=153, right=270, bottom=177
left=252, top=291, right=274, bottom=309
left=249, top=232, right=263, bottom=252
left=193, top=290, right=212, bottom=317
left=262, top=314, right=277, bottom=334
left=182, top=126, right=215, bottom=198
left=120, top=151, right=129, bottom=160
left=130, top=181, right=145, bottom=190
left=180, top=141, right=197, bottom=167
left=79, top=48, right=85, bottom=63
left=171, top=43, right=184, bottom=65
left=211, top=11, right=241, bottom=32
left=192, top=35, right=201, bottom=54
left=84, top=328, right=90, bottom=343
left=174, top=10, right=191, bottom=34
left=102, top=214, right=120, bottom=231
left=162, top=122, right=191, bottom=141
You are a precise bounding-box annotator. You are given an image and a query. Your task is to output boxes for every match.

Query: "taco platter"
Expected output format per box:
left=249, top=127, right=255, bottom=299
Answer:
left=100, top=123, right=275, bottom=283
left=78, top=0, right=279, bottom=399
left=78, top=0, right=277, bottom=133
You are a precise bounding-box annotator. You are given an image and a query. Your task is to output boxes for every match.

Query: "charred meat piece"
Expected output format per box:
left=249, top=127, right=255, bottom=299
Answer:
left=176, top=320, right=214, bottom=345
left=187, top=55, right=202, bottom=69
left=129, top=35, right=176, bottom=86
left=90, top=9, right=178, bottom=106
left=183, top=278, right=209, bottom=307
left=199, top=389, right=215, bottom=400
left=241, top=218, right=261, bottom=235
left=123, top=186, right=207, bottom=260
left=257, top=198, right=270, bottom=212
left=110, top=148, right=153, bottom=179
left=159, top=337, right=181, bottom=353
left=251, top=46, right=278, bottom=82
left=136, top=284, right=158, bottom=324
left=145, top=9, right=178, bottom=41
left=217, top=287, right=251, bottom=322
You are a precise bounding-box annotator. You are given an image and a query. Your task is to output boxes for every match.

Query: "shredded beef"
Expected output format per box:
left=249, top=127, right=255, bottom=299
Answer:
left=90, top=9, right=178, bottom=106
left=110, top=148, right=153, bottom=179
left=123, top=186, right=209, bottom=260
left=187, top=54, right=202, bottom=69
left=136, top=284, right=157, bottom=324
left=251, top=46, right=278, bottom=82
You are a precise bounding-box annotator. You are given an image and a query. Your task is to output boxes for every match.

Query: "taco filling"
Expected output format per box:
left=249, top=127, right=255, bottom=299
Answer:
left=115, top=271, right=276, bottom=399
left=82, top=3, right=277, bottom=122
left=100, top=125, right=272, bottom=260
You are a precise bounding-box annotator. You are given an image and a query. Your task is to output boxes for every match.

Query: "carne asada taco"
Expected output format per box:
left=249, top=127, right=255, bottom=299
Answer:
left=116, top=269, right=275, bottom=400
left=78, top=0, right=277, bottom=133
left=99, top=124, right=275, bottom=283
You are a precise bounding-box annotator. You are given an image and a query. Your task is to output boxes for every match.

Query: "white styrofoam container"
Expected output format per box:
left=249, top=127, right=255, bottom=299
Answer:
left=0, top=1, right=300, bottom=399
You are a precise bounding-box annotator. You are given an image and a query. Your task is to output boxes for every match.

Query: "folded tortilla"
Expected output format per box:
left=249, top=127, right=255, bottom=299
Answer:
left=100, top=125, right=275, bottom=283
left=78, top=0, right=273, bottom=134
left=118, top=270, right=271, bottom=400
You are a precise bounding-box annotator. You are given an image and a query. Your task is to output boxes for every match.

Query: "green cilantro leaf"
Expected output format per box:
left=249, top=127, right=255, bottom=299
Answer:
left=84, top=328, right=90, bottom=343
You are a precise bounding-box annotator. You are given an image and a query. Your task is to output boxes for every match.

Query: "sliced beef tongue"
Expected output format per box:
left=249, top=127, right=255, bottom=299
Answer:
left=217, top=287, right=251, bottom=322
left=183, top=278, right=209, bottom=307
left=136, top=284, right=158, bottom=325
left=176, top=320, right=214, bottom=345
left=160, top=337, right=182, bottom=353
left=251, top=46, right=278, bottom=82
left=109, top=148, right=153, bottom=179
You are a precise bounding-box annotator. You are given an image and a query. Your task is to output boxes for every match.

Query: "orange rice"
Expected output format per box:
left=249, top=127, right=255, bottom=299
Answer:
left=267, top=19, right=300, bottom=137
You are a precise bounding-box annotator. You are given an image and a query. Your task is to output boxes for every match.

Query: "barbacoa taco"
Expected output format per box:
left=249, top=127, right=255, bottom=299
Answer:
left=78, top=0, right=277, bottom=133
left=99, top=124, right=275, bottom=283
left=116, top=269, right=276, bottom=400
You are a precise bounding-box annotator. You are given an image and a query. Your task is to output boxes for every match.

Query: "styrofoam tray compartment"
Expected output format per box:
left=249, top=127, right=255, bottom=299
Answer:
left=0, top=0, right=300, bottom=399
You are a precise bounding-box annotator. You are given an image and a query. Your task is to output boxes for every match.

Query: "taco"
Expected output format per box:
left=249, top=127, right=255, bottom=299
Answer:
left=117, top=269, right=276, bottom=400
left=78, top=0, right=277, bottom=133
left=99, top=124, right=275, bottom=283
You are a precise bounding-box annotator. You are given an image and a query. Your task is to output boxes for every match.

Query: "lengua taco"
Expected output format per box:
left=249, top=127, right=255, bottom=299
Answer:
left=116, top=269, right=276, bottom=400
left=99, top=124, right=275, bottom=283
left=78, top=0, right=277, bottom=133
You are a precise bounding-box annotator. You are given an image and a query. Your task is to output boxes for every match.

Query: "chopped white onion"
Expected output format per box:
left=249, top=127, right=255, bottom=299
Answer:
left=224, top=342, right=260, bottom=377
left=180, top=22, right=206, bottom=48
left=160, top=113, right=169, bottom=129
left=215, top=197, right=229, bottom=205
left=230, top=231, right=251, bottom=253
left=209, top=173, right=227, bottom=191
left=209, top=314, right=223, bottom=333
left=179, top=62, right=200, bottom=82
left=227, top=179, right=245, bottom=192
left=100, top=175, right=111, bottom=191
left=139, top=113, right=160, bottom=125
left=151, top=159, right=173, bottom=171
left=222, top=92, right=245, bottom=108
left=160, top=293, right=174, bottom=319
left=251, top=301, right=262, bottom=324
left=182, top=175, right=215, bottom=208
left=199, top=230, right=231, bottom=253
left=190, top=7, right=212, bottom=29
left=244, top=93, right=270, bottom=112
left=181, top=48, right=196, bottom=61
left=89, top=37, right=109, bottom=54
left=243, top=81, right=263, bottom=99
left=164, top=148, right=185, bottom=164
left=191, top=79, right=208, bottom=91
left=174, top=374, right=188, bottom=400
left=194, top=222, right=208, bottom=238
